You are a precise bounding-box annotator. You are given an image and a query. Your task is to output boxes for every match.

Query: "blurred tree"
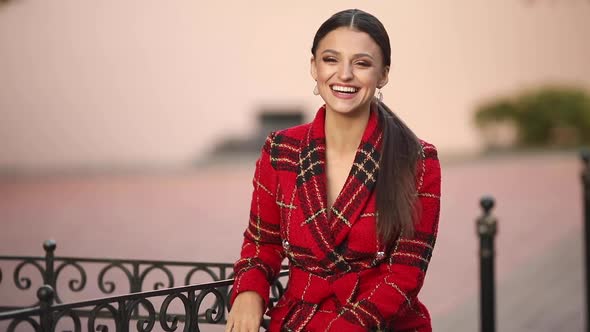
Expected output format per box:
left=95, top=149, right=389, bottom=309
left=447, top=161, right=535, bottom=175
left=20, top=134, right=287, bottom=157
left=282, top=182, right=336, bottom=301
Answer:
left=475, top=86, right=590, bottom=149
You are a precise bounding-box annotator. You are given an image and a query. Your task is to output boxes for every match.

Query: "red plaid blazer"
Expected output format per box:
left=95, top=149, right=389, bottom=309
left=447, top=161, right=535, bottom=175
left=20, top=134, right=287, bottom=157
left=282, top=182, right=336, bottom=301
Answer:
left=231, top=106, right=441, bottom=332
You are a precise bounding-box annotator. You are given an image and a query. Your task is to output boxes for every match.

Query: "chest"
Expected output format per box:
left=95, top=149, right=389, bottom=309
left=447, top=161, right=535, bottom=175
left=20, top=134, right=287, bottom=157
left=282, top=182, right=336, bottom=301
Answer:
left=325, top=149, right=357, bottom=209
left=271, top=142, right=381, bottom=275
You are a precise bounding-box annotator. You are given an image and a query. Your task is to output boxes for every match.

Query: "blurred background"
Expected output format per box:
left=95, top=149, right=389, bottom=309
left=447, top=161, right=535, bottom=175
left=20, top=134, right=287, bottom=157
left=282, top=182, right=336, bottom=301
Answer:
left=1, top=0, right=589, bottom=331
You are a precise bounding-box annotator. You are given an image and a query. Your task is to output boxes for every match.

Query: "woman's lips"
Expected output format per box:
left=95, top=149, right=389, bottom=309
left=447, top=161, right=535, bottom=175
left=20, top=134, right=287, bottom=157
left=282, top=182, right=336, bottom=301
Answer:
left=330, top=85, right=359, bottom=99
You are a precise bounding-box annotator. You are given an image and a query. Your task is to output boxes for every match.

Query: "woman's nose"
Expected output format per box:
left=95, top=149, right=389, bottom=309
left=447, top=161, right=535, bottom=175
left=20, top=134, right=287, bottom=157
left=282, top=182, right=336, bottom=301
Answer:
left=338, top=63, right=353, bottom=81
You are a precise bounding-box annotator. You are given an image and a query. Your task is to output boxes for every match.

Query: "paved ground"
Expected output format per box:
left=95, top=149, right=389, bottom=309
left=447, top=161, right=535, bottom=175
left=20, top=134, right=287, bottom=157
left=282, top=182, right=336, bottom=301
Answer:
left=436, top=228, right=583, bottom=332
left=0, top=151, right=586, bottom=331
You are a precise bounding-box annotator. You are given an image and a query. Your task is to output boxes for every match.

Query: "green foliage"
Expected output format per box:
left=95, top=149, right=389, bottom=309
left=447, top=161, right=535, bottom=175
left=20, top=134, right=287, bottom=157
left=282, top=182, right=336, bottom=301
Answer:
left=475, top=99, right=518, bottom=127
left=475, top=86, right=590, bottom=148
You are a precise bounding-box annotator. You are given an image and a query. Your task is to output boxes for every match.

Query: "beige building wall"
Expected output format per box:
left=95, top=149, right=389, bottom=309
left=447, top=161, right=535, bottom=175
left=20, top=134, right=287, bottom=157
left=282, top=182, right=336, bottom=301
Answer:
left=1, top=0, right=589, bottom=171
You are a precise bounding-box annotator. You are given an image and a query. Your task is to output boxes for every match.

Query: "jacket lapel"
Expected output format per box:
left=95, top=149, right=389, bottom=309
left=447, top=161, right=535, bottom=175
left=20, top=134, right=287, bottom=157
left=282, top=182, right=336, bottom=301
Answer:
left=329, top=107, right=382, bottom=246
left=295, top=106, right=382, bottom=274
left=295, top=107, right=337, bottom=269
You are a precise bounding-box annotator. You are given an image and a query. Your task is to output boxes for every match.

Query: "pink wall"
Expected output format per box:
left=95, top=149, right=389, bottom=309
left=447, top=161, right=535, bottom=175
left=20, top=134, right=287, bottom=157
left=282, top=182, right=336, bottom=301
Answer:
left=1, top=1, right=589, bottom=171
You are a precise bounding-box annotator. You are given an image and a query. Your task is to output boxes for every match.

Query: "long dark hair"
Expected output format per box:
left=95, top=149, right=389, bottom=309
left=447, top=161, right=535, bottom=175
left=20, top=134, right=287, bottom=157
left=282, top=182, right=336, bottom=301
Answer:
left=311, top=9, right=422, bottom=244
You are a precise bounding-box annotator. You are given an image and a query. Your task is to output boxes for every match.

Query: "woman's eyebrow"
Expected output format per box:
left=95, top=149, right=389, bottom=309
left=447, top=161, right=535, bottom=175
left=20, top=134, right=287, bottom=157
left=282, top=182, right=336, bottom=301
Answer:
left=321, top=49, right=340, bottom=55
left=354, top=53, right=374, bottom=60
left=321, top=49, right=374, bottom=60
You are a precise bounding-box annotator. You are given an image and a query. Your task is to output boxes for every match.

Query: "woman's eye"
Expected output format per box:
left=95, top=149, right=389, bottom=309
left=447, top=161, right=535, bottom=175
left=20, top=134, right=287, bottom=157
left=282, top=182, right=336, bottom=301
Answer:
left=356, top=61, right=371, bottom=67
left=322, top=57, right=337, bottom=63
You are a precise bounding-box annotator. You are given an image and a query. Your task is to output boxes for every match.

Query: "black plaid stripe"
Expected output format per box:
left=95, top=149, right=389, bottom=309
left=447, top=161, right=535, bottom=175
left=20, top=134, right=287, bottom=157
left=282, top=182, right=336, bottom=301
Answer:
left=234, top=257, right=276, bottom=283
left=269, top=132, right=300, bottom=173
left=286, top=245, right=322, bottom=272
left=421, top=144, right=438, bottom=160
left=349, top=129, right=381, bottom=191
left=295, top=138, right=327, bottom=225
left=392, top=231, right=436, bottom=272
left=296, top=138, right=325, bottom=187
left=313, top=248, right=353, bottom=275
left=349, top=260, right=375, bottom=271
left=338, top=244, right=376, bottom=261
left=341, top=299, right=384, bottom=328
left=262, top=132, right=275, bottom=154
left=288, top=243, right=315, bottom=256
left=330, top=167, right=375, bottom=234
left=308, top=222, right=352, bottom=274
left=351, top=142, right=380, bottom=186
left=330, top=180, right=368, bottom=229
left=335, top=237, right=389, bottom=271
left=244, top=212, right=282, bottom=245
left=283, top=302, right=318, bottom=331
left=328, top=250, right=352, bottom=271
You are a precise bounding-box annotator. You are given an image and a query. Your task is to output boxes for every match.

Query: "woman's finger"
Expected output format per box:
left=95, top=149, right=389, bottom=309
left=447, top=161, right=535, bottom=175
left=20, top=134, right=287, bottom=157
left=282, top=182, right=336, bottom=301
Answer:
left=227, top=319, right=259, bottom=332
left=224, top=319, right=233, bottom=332
left=248, top=320, right=261, bottom=332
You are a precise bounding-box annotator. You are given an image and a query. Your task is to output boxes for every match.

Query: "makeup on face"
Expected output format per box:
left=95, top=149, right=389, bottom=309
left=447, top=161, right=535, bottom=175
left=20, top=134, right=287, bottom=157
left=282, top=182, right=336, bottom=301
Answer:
left=312, top=27, right=387, bottom=116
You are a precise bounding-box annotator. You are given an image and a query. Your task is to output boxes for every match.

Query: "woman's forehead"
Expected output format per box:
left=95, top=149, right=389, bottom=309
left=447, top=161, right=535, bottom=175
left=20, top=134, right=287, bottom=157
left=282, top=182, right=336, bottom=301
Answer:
left=316, top=27, right=381, bottom=58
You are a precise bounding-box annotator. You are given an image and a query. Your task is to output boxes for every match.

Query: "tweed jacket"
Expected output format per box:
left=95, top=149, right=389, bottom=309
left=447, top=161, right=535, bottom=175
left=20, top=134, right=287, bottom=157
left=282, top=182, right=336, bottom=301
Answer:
left=231, top=106, right=441, bottom=332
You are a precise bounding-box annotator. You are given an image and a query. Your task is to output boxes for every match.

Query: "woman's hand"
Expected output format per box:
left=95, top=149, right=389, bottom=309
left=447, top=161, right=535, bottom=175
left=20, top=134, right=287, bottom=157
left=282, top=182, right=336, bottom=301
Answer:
left=225, top=291, right=265, bottom=332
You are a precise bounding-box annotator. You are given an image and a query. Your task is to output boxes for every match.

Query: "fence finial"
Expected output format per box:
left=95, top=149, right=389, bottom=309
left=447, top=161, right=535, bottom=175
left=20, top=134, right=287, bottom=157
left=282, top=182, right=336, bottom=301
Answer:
left=37, top=285, right=54, bottom=304
left=43, top=240, right=56, bottom=253
left=480, top=196, right=495, bottom=215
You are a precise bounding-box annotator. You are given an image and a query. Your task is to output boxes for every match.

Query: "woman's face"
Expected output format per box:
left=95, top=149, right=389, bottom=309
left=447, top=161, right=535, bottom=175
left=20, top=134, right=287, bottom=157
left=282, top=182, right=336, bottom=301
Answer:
left=311, top=27, right=389, bottom=117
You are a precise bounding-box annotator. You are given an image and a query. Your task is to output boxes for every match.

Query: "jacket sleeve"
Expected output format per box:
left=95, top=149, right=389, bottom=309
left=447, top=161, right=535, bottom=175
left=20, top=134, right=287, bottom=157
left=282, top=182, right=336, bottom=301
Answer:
left=337, top=143, right=441, bottom=329
left=230, top=133, right=285, bottom=308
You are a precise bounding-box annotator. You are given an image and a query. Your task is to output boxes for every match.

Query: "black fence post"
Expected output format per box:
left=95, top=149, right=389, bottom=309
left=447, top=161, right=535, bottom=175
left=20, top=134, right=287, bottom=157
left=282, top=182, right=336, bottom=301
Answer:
left=477, top=196, right=497, bottom=332
left=131, top=262, right=141, bottom=319
left=42, top=240, right=57, bottom=292
left=37, top=285, right=54, bottom=331
left=582, top=149, right=590, bottom=332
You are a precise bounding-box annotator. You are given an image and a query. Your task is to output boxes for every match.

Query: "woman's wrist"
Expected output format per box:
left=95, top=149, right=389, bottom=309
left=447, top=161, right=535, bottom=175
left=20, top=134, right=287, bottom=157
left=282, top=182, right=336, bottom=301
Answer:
left=234, top=291, right=264, bottom=308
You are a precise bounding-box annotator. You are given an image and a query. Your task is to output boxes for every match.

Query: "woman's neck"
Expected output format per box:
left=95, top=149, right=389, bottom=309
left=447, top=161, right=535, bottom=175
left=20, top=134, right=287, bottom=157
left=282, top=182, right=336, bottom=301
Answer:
left=324, top=105, right=371, bottom=154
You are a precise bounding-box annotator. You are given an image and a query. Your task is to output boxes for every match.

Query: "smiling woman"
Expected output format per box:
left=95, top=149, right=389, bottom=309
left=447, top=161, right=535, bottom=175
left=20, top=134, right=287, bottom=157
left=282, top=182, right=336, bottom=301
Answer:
left=226, top=9, right=441, bottom=332
left=311, top=28, right=388, bottom=117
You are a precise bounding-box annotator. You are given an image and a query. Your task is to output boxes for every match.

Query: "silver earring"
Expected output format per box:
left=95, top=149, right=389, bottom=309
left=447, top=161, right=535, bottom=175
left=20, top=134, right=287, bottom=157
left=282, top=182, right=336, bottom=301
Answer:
left=376, top=89, right=383, bottom=102
left=313, top=84, right=319, bottom=95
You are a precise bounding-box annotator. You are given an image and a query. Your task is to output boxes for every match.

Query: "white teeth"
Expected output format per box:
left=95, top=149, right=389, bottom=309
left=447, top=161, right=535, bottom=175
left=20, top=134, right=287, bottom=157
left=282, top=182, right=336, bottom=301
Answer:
left=332, top=85, right=358, bottom=93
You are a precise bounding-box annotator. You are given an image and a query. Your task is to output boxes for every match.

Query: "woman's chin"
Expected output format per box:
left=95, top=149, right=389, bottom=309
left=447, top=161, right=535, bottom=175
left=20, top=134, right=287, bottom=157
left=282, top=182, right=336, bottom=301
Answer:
left=325, top=100, right=370, bottom=116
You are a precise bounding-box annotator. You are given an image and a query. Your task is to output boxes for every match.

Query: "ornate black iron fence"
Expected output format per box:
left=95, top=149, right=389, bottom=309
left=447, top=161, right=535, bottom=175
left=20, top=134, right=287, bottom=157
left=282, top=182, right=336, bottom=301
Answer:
left=0, top=241, right=288, bottom=330
left=0, top=240, right=237, bottom=310
left=0, top=274, right=288, bottom=331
